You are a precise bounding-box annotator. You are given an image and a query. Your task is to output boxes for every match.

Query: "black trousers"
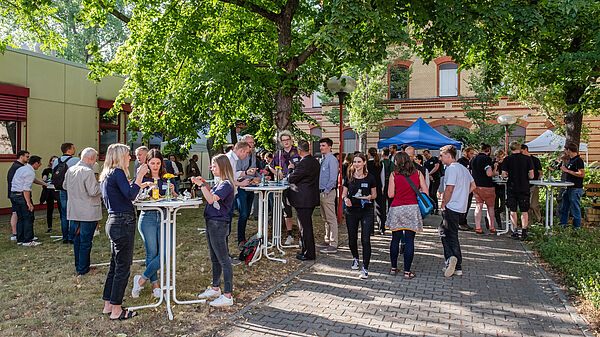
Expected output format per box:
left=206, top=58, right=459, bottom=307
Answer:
left=43, top=190, right=59, bottom=229
left=459, top=193, right=473, bottom=227
left=494, top=185, right=505, bottom=228
left=346, top=207, right=373, bottom=269
left=102, top=212, right=136, bottom=306
left=429, top=179, right=441, bottom=211
left=296, top=207, right=315, bottom=260
left=374, top=194, right=387, bottom=231
left=442, top=209, right=463, bottom=270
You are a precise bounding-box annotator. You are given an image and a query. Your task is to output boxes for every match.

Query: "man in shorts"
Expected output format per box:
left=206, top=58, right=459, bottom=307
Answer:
left=501, top=141, right=534, bottom=240
left=470, top=143, right=498, bottom=234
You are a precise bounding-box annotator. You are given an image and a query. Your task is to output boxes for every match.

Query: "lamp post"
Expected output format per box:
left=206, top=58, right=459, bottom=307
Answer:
left=327, top=75, right=356, bottom=225
left=497, top=114, right=517, bottom=153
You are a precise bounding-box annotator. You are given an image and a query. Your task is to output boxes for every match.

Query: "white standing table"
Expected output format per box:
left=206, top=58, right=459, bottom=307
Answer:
left=529, top=180, right=574, bottom=234
left=492, top=178, right=513, bottom=235
left=129, top=199, right=204, bottom=320
left=241, top=184, right=294, bottom=265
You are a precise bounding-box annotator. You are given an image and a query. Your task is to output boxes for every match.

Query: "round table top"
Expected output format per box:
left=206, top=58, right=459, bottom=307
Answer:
left=529, top=180, right=574, bottom=187
left=133, top=198, right=204, bottom=208
left=241, top=184, right=290, bottom=191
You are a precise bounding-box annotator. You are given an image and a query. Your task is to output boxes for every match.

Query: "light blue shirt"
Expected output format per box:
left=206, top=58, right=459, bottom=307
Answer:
left=319, top=152, right=339, bottom=194
left=11, top=164, right=35, bottom=192
left=52, top=155, right=80, bottom=169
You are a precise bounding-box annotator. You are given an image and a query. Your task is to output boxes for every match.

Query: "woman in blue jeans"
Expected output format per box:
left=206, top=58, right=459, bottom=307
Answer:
left=100, top=144, right=152, bottom=320
left=131, top=149, right=177, bottom=299
left=192, top=154, right=236, bottom=307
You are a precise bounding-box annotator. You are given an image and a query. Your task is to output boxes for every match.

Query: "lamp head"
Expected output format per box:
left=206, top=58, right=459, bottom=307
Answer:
left=497, top=114, right=517, bottom=125
left=327, top=75, right=357, bottom=94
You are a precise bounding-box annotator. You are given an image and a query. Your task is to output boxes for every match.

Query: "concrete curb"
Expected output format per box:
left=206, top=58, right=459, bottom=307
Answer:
left=520, top=241, right=595, bottom=337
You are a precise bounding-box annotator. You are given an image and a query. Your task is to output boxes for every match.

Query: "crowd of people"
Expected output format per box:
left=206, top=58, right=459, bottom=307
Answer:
left=5, top=132, right=587, bottom=319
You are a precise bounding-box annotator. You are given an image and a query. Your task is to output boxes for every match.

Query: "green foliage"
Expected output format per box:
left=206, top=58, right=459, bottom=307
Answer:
left=529, top=225, right=600, bottom=316
left=408, top=0, right=600, bottom=146
left=446, top=72, right=510, bottom=147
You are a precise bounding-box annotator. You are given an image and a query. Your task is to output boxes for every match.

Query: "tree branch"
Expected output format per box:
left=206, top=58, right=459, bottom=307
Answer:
left=296, top=43, right=317, bottom=67
left=216, top=0, right=279, bottom=22
left=98, top=1, right=131, bottom=24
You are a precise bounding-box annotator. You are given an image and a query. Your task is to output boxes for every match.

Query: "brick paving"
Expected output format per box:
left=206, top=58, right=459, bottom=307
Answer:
left=222, top=216, right=587, bottom=337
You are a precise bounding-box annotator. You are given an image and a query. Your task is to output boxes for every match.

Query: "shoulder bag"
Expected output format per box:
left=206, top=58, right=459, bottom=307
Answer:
left=403, top=174, right=434, bottom=218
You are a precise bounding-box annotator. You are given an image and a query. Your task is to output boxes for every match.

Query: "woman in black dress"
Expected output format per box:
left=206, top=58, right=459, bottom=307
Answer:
left=41, top=156, right=59, bottom=234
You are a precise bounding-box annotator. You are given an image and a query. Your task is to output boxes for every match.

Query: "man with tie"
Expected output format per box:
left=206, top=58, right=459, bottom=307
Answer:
left=287, top=140, right=321, bottom=261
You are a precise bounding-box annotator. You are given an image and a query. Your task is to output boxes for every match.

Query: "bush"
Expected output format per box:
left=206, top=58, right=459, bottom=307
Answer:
left=528, top=224, right=600, bottom=316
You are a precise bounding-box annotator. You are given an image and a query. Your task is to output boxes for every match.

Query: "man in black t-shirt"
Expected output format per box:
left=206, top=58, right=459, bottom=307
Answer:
left=559, top=142, right=586, bottom=229
left=7, top=150, right=29, bottom=241
left=521, top=145, right=544, bottom=225
left=423, top=150, right=441, bottom=213
left=457, top=146, right=475, bottom=230
left=501, top=141, right=534, bottom=240
left=470, top=144, right=498, bottom=233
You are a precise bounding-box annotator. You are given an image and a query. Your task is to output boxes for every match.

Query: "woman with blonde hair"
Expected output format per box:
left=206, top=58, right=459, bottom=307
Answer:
left=100, top=143, right=151, bottom=320
left=192, top=154, right=237, bottom=307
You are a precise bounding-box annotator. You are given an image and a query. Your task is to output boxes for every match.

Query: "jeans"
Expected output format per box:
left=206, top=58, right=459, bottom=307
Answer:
left=390, top=230, right=415, bottom=272
left=70, top=221, right=97, bottom=275
left=441, top=209, right=462, bottom=270
left=59, top=190, right=71, bottom=241
left=206, top=219, right=233, bottom=294
left=102, top=212, right=136, bottom=306
left=236, top=188, right=255, bottom=244
left=138, top=210, right=167, bottom=284
left=10, top=194, right=34, bottom=243
left=346, top=207, right=373, bottom=269
left=559, top=187, right=584, bottom=229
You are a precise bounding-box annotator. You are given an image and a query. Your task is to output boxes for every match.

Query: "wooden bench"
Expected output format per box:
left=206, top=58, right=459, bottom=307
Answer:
left=584, top=184, right=600, bottom=225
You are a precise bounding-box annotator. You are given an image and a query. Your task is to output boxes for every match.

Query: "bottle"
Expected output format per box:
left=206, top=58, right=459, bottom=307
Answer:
left=152, top=178, right=159, bottom=199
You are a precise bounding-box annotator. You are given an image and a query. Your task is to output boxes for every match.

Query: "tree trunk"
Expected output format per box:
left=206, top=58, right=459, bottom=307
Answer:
left=206, top=136, right=223, bottom=159
left=230, top=125, right=238, bottom=145
left=360, top=132, right=368, bottom=153
left=564, top=85, right=586, bottom=148
left=275, top=90, right=293, bottom=131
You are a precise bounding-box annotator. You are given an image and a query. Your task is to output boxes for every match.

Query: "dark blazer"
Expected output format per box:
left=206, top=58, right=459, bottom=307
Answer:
left=288, top=154, right=320, bottom=209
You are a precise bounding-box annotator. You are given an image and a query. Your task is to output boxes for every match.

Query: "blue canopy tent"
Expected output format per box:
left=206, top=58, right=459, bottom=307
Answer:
left=377, top=117, right=462, bottom=150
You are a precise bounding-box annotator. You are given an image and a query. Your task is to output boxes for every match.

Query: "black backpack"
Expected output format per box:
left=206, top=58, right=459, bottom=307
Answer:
left=51, top=156, right=72, bottom=191
left=238, top=234, right=262, bottom=264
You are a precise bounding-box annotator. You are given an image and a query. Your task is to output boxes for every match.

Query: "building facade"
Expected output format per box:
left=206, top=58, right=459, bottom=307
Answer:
left=298, top=55, right=600, bottom=161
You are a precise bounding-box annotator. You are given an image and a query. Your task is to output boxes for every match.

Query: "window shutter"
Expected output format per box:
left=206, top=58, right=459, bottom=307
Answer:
left=0, top=94, right=27, bottom=121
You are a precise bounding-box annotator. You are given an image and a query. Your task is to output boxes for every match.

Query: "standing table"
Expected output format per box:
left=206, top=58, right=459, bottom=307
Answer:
left=129, top=199, right=204, bottom=320
left=492, top=177, right=513, bottom=235
left=241, top=184, right=295, bottom=265
left=529, top=180, right=574, bottom=234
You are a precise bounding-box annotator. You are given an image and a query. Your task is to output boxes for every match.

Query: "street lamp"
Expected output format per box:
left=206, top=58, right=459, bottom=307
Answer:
left=497, top=114, right=517, bottom=154
left=327, top=75, right=356, bottom=225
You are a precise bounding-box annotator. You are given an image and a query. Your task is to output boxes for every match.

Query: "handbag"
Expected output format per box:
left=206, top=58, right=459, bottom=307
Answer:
left=403, top=175, right=434, bottom=218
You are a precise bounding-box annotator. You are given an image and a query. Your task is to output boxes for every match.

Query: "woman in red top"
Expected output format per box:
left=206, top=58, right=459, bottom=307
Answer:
left=386, top=152, right=428, bottom=278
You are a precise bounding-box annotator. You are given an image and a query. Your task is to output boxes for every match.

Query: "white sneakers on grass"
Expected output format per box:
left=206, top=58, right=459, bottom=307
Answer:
left=131, top=275, right=144, bottom=298
left=284, top=235, right=294, bottom=245
left=153, top=287, right=162, bottom=299
left=21, top=241, right=41, bottom=247
left=198, top=288, right=233, bottom=307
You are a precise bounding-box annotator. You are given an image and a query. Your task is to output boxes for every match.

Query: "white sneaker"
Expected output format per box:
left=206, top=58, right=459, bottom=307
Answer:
left=198, top=287, right=221, bottom=299
left=32, top=237, right=37, bottom=241
left=22, top=241, right=41, bottom=247
left=94, top=230, right=100, bottom=237
left=360, top=267, right=369, bottom=279
left=10, top=235, right=16, bottom=241
left=284, top=235, right=294, bottom=245
left=209, top=294, right=233, bottom=307
left=445, top=256, right=457, bottom=277
left=351, top=258, right=359, bottom=270
left=131, top=275, right=144, bottom=298
left=454, top=270, right=463, bottom=276
left=153, top=287, right=162, bottom=299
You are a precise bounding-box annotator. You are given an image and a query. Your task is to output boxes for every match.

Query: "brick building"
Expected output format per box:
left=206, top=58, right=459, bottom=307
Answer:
left=298, top=55, right=600, bottom=162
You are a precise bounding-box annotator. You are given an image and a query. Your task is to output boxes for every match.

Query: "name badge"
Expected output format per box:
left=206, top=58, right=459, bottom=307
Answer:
left=361, top=183, right=368, bottom=188
left=293, top=158, right=299, bottom=162
left=161, top=184, right=167, bottom=190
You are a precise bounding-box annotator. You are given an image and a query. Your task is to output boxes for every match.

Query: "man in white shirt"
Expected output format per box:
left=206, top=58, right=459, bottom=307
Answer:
left=440, top=145, right=475, bottom=278
left=10, top=155, right=44, bottom=246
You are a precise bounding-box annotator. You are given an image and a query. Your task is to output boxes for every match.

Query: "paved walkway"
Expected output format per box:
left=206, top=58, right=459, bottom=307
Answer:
left=222, top=214, right=588, bottom=337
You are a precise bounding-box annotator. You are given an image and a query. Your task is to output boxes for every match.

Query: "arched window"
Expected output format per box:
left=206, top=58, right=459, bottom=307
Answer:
left=389, top=66, right=409, bottom=99
left=508, top=125, right=526, bottom=145
left=434, top=125, right=467, bottom=138
left=379, top=125, right=408, bottom=141
left=439, top=63, right=459, bottom=97
left=343, top=129, right=357, bottom=153
left=310, top=128, right=322, bottom=158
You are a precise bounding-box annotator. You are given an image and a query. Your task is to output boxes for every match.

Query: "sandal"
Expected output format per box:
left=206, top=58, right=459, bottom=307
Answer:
left=489, top=228, right=496, bottom=233
left=390, top=268, right=398, bottom=275
left=475, top=228, right=484, bottom=234
left=110, top=307, right=138, bottom=320
left=404, top=271, right=415, bottom=279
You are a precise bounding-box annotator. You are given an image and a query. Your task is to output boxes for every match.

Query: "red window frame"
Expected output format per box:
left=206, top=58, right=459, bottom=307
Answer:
left=98, top=99, right=131, bottom=160
left=123, top=113, right=164, bottom=161
left=388, top=61, right=412, bottom=100
left=0, top=84, right=29, bottom=162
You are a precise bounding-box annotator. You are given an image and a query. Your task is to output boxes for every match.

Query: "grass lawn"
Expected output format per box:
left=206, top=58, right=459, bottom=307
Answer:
left=0, top=205, right=331, bottom=336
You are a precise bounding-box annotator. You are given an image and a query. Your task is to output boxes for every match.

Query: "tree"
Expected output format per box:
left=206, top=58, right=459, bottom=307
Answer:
left=0, top=0, right=63, bottom=52
left=446, top=72, right=509, bottom=147
left=77, top=0, right=410, bottom=148
left=408, top=0, right=600, bottom=147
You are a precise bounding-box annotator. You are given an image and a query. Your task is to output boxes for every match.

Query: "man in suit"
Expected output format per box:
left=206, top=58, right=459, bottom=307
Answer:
left=287, top=140, right=320, bottom=261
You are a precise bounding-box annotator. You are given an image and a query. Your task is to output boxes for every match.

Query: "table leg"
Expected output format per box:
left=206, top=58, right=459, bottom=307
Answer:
left=172, top=207, right=207, bottom=305
left=262, top=190, right=286, bottom=264
left=128, top=207, right=166, bottom=312
left=249, top=191, right=265, bottom=266
left=549, top=186, right=555, bottom=232
left=545, top=187, right=550, bottom=234
left=272, top=192, right=286, bottom=255
left=165, top=209, right=173, bottom=320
